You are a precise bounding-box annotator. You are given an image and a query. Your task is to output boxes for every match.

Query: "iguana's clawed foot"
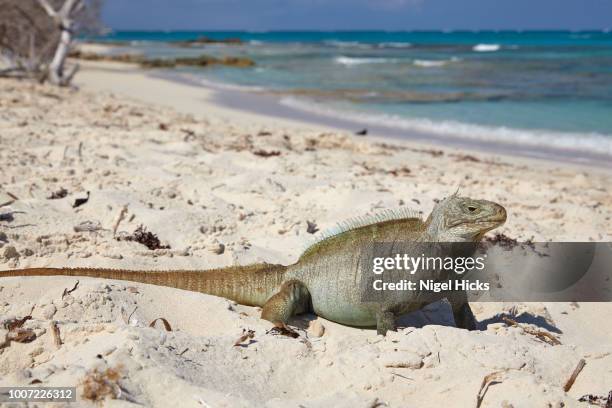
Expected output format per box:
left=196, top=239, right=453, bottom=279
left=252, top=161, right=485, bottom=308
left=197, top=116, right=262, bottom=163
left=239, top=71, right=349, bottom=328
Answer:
left=267, top=322, right=300, bottom=338
left=453, top=303, right=478, bottom=330
left=376, top=311, right=397, bottom=336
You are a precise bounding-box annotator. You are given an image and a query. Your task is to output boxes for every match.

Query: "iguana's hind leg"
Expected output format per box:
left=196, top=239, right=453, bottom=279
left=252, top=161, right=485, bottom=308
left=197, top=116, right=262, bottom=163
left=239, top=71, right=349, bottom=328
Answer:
left=376, top=310, right=396, bottom=336
left=261, top=280, right=311, bottom=327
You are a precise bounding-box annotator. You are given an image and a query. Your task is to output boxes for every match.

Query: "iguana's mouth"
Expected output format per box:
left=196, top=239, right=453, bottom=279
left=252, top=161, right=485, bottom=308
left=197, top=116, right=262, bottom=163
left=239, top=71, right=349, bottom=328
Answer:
left=451, top=214, right=507, bottom=229
left=451, top=219, right=504, bottom=229
left=477, top=218, right=505, bottom=225
left=475, top=220, right=505, bottom=229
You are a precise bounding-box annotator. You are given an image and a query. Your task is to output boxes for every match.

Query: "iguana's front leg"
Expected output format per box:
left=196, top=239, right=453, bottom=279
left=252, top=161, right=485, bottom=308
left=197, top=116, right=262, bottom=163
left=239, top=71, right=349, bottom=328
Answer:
left=376, top=310, right=396, bottom=335
left=452, top=302, right=477, bottom=330
left=261, top=280, right=311, bottom=327
left=447, top=291, right=478, bottom=330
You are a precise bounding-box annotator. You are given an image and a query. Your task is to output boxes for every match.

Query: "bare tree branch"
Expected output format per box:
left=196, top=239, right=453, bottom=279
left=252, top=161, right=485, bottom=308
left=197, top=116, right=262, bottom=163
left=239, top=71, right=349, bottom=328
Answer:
left=0, top=0, right=104, bottom=85
left=36, top=0, right=58, bottom=18
left=60, top=0, right=81, bottom=18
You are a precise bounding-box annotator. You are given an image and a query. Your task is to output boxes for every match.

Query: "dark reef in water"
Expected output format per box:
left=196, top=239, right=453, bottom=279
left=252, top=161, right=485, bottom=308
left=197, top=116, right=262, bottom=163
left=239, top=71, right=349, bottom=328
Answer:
left=70, top=50, right=255, bottom=69
left=172, top=36, right=244, bottom=47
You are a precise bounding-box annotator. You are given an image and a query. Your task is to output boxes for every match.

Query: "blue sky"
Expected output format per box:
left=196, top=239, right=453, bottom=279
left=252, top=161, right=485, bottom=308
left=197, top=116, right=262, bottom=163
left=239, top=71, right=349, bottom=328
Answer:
left=102, top=0, right=612, bottom=31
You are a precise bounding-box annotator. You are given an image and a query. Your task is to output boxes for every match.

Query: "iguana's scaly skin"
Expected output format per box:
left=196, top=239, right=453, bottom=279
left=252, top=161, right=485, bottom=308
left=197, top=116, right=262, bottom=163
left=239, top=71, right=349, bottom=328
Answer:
left=0, top=195, right=506, bottom=334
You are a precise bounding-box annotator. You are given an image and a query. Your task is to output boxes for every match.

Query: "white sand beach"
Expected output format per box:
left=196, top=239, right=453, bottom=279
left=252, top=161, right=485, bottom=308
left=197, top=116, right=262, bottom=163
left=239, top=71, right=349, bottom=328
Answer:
left=1, top=58, right=611, bottom=407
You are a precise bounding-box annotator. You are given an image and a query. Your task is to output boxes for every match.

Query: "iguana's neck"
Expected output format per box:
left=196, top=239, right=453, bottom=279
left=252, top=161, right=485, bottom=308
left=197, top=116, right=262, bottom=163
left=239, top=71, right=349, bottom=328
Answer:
left=424, top=214, right=449, bottom=242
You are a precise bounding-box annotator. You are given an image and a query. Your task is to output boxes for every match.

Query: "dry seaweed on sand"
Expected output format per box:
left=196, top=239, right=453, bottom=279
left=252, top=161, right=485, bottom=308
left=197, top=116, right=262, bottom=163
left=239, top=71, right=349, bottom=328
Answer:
left=406, top=146, right=444, bottom=157
left=7, top=328, right=36, bottom=344
left=266, top=325, right=300, bottom=339
left=47, top=187, right=68, bottom=199
left=578, top=391, right=612, bottom=407
left=484, top=233, right=520, bottom=249
left=0, top=209, right=25, bottom=222
left=0, top=211, right=15, bottom=222
left=483, top=233, right=548, bottom=257
left=117, top=225, right=170, bottom=250
left=72, top=191, right=90, bottom=208
left=452, top=154, right=481, bottom=163
left=306, top=220, right=319, bottom=234
left=252, top=149, right=281, bottom=157
left=387, top=166, right=412, bottom=177
left=484, top=233, right=540, bottom=251
left=4, top=314, right=32, bottom=331
left=2, top=313, right=37, bottom=347
left=81, top=366, right=135, bottom=402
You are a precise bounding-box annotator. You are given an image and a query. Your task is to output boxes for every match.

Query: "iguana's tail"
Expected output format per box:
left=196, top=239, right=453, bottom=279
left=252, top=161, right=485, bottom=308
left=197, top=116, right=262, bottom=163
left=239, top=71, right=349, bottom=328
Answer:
left=0, top=264, right=287, bottom=307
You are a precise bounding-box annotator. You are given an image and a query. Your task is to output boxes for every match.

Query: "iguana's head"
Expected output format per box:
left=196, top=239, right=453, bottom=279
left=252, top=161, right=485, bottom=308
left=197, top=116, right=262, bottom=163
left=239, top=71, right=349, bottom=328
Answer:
left=425, top=195, right=506, bottom=242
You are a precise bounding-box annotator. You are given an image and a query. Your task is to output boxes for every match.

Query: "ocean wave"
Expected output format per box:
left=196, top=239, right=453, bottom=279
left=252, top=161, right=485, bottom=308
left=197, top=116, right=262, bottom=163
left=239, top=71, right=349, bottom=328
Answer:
left=279, top=97, right=612, bottom=157
left=378, top=42, right=412, bottom=48
left=413, top=57, right=461, bottom=68
left=334, top=56, right=397, bottom=66
left=324, top=40, right=372, bottom=49
left=473, top=43, right=501, bottom=52
left=413, top=59, right=447, bottom=67
left=198, top=77, right=265, bottom=92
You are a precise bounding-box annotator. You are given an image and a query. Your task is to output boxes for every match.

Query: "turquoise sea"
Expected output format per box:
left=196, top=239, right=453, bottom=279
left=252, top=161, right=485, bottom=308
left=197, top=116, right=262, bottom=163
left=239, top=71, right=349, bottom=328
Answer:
left=96, top=31, right=612, bottom=159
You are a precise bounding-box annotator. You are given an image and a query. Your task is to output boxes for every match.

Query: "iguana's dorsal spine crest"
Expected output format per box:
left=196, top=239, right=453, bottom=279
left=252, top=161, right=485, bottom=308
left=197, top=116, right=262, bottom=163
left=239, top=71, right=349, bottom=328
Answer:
left=301, top=206, right=423, bottom=255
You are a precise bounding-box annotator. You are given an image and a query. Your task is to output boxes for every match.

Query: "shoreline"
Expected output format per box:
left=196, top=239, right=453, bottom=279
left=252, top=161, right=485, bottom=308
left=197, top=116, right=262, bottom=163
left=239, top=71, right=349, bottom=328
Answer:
left=186, top=73, right=612, bottom=169
left=78, top=58, right=612, bottom=169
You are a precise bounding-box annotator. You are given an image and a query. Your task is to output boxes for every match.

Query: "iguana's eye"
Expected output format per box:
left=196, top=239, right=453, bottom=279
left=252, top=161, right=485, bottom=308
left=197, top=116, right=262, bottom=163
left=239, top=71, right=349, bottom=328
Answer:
left=467, top=205, right=479, bottom=213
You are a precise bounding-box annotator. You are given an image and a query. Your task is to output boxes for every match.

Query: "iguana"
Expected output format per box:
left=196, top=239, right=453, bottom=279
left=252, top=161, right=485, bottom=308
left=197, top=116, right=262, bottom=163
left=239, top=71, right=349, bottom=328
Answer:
left=0, top=195, right=506, bottom=334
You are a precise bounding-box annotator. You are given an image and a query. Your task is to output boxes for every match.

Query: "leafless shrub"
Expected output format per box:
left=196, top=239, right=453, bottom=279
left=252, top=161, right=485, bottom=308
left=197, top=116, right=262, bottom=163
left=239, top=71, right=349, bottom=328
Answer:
left=0, top=0, right=104, bottom=84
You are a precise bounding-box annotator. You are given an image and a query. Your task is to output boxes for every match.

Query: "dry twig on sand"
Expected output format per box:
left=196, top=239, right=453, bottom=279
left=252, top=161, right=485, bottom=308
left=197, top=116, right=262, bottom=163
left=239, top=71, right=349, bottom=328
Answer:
left=502, top=317, right=561, bottom=345
left=62, top=280, right=79, bottom=299
left=50, top=321, right=62, bottom=349
left=149, top=317, right=172, bottom=331
left=233, top=329, right=255, bottom=347
left=563, top=358, right=586, bottom=392
left=476, top=371, right=505, bottom=408
left=1, top=313, right=37, bottom=347
left=112, top=205, right=129, bottom=236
